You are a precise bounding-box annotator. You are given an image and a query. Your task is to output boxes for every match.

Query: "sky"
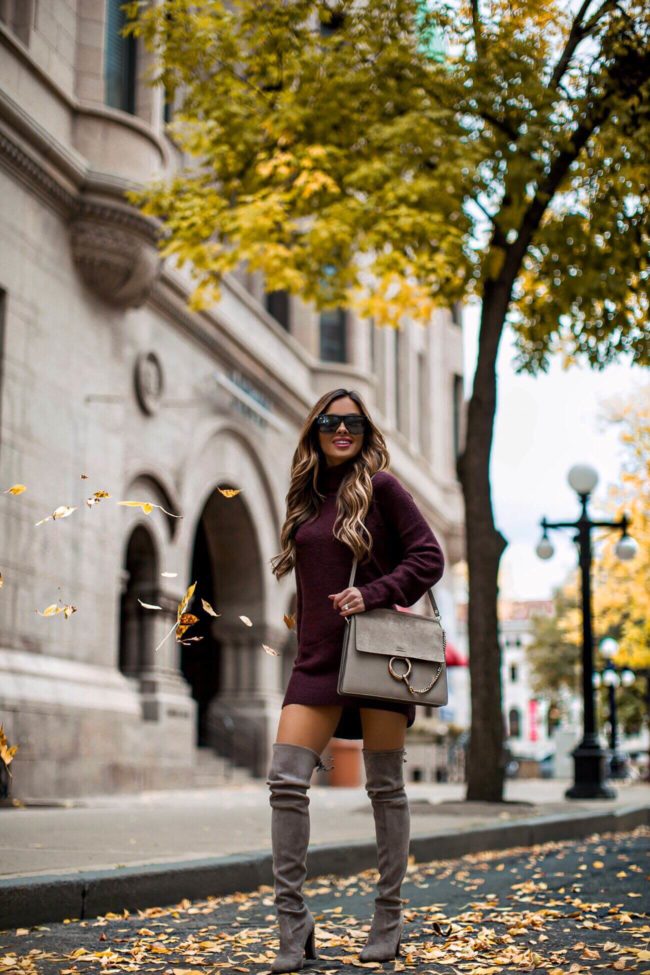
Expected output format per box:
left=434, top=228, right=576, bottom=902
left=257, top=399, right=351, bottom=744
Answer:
left=462, top=304, right=646, bottom=602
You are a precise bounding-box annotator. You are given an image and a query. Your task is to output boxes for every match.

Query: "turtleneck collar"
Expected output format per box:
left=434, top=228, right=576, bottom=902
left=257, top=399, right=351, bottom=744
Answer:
left=319, top=455, right=357, bottom=494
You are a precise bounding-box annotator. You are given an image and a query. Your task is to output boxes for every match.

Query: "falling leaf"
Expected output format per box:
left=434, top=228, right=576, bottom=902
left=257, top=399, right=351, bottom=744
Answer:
left=239, top=615, right=253, bottom=626
left=177, top=582, right=197, bottom=620
left=53, top=505, right=77, bottom=519
left=161, top=571, right=178, bottom=578
left=218, top=487, right=242, bottom=498
left=118, top=500, right=181, bottom=518
left=37, top=604, right=64, bottom=617
left=179, top=636, right=204, bottom=645
left=85, top=490, right=111, bottom=508
left=202, top=598, right=220, bottom=617
left=36, top=505, right=78, bottom=525
left=80, top=473, right=89, bottom=479
left=0, top=725, right=18, bottom=769
left=138, top=599, right=162, bottom=611
left=4, top=484, right=26, bottom=495
left=179, top=613, right=199, bottom=626
left=36, top=603, right=76, bottom=618
left=283, top=613, right=296, bottom=629
left=263, top=644, right=279, bottom=656
left=118, top=500, right=154, bottom=515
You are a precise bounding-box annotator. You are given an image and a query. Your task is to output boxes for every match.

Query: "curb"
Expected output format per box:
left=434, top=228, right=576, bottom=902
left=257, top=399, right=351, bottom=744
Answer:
left=1, top=803, right=648, bottom=931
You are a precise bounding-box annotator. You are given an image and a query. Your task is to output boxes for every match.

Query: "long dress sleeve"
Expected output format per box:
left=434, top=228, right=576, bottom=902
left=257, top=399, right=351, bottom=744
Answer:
left=294, top=570, right=303, bottom=645
left=356, top=471, right=445, bottom=612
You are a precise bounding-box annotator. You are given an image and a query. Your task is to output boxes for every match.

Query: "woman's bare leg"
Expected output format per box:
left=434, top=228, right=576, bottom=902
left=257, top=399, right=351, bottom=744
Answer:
left=276, top=703, right=343, bottom=755
left=360, top=708, right=407, bottom=749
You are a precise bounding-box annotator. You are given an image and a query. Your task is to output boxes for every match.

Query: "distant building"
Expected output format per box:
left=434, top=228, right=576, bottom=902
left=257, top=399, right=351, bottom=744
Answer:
left=455, top=599, right=557, bottom=762
left=0, top=3, right=465, bottom=798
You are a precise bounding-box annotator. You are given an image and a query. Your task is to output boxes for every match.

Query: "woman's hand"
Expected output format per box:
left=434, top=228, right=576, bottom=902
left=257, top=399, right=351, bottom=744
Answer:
left=328, top=586, right=366, bottom=617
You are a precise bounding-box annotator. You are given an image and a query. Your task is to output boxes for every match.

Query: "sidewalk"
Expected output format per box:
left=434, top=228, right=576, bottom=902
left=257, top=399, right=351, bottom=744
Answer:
left=1, top=778, right=648, bottom=929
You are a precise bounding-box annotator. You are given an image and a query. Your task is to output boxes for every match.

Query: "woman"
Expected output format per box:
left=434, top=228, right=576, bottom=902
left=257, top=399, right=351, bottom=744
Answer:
left=268, top=387, right=445, bottom=973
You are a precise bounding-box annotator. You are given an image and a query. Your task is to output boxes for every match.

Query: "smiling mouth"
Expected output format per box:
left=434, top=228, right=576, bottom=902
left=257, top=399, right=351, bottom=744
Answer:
left=333, top=439, right=352, bottom=446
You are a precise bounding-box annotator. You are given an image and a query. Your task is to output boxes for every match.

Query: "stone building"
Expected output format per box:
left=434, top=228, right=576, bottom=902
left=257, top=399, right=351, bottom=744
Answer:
left=0, top=0, right=465, bottom=798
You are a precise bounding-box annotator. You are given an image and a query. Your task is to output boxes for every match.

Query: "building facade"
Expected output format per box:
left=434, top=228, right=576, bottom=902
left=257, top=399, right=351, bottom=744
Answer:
left=0, top=1, right=465, bottom=798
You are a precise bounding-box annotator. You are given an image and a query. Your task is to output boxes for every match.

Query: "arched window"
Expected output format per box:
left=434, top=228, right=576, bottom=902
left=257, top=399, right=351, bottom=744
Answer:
left=508, top=707, right=521, bottom=739
left=119, top=526, right=157, bottom=677
left=105, top=0, right=137, bottom=114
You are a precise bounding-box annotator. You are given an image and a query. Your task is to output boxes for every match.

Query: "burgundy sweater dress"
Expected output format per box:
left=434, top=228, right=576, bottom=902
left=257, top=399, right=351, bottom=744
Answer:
left=282, top=456, right=445, bottom=740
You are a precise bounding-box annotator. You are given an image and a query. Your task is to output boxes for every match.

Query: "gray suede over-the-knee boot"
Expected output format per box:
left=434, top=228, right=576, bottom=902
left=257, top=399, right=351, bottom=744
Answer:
left=267, top=742, right=322, bottom=973
left=359, top=747, right=410, bottom=962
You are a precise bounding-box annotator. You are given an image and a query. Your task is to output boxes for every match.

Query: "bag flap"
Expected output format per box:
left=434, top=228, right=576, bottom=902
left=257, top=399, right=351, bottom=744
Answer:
left=351, top=609, right=446, bottom=664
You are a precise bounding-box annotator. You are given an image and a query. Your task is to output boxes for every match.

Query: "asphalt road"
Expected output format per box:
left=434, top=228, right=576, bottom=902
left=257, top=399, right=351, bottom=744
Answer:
left=1, top=826, right=648, bottom=974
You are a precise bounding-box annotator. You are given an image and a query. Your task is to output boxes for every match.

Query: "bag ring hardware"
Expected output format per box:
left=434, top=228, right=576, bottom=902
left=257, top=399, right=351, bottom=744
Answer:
left=388, top=657, right=443, bottom=696
left=389, top=656, right=412, bottom=680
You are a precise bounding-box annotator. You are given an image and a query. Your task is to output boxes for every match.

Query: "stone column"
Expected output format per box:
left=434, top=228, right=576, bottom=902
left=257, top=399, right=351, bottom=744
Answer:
left=138, top=589, right=195, bottom=725
left=206, top=621, right=287, bottom=777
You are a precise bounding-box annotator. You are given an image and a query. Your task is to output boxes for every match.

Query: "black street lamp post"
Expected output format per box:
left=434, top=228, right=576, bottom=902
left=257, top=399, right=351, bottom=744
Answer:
left=536, top=464, right=638, bottom=800
left=595, top=638, right=636, bottom=780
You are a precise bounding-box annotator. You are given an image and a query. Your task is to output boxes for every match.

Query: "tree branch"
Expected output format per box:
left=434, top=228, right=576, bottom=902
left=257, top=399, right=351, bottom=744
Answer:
left=548, top=0, right=592, bottom=90
left=505, top=92, right=615, bottom=282
left=478, top=108, right=519, bottom=142
left=471, top=0, right=484, bottom=56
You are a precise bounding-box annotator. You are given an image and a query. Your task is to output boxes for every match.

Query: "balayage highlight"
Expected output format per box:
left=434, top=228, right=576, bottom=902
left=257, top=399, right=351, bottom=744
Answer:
left=271, top=388, right=390, bottom=580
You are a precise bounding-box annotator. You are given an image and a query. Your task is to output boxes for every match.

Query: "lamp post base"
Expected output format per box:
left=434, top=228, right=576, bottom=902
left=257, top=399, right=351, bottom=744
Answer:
left=565, top=744, right=617, bottom=800
left=609, top=753, right=629, bottom=780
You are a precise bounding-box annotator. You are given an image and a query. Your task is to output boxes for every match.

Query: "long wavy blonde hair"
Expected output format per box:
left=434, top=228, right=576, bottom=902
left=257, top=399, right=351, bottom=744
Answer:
left=271, top=388, right=390, bottom=580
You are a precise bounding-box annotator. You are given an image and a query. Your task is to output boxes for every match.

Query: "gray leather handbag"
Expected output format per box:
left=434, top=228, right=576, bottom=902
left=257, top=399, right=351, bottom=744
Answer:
left=337, top=556, right=448, bottom=707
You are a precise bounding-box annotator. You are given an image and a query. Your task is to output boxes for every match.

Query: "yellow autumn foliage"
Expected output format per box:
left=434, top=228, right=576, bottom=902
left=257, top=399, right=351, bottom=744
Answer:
left=554, top=387, right=649, bottom=672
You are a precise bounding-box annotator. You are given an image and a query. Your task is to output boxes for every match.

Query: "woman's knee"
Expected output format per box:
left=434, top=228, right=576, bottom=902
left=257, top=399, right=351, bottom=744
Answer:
left=360, top=708, right=408, bottom=751
left=275, top=703, right=342, bottom=755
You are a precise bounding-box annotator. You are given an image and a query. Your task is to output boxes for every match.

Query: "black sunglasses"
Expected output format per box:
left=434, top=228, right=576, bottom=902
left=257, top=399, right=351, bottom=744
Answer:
left=315, top=413, right=367, bottom=435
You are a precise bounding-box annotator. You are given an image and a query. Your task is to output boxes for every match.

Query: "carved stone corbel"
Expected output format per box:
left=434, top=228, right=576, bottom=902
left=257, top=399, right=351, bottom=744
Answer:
left=69, top=200, right=162, bottom=308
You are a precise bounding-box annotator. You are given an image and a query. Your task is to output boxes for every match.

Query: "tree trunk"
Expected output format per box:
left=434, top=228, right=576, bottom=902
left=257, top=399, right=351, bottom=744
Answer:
left=458, top=281, right=509, bottom=802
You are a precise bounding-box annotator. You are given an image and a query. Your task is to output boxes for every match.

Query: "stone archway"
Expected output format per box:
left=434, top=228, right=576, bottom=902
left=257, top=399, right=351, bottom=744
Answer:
left=185, top=481, right=266, bottom=754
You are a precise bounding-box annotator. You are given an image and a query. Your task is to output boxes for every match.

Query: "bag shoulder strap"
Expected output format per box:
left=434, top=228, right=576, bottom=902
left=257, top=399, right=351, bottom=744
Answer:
left=348, top=555, right=441, bottom=619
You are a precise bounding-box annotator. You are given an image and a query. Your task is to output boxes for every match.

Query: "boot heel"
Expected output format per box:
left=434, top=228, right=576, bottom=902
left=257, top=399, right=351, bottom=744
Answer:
left=396, top=935, right=402, bottom=958
left=305, top=927, right=318, bottom=960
